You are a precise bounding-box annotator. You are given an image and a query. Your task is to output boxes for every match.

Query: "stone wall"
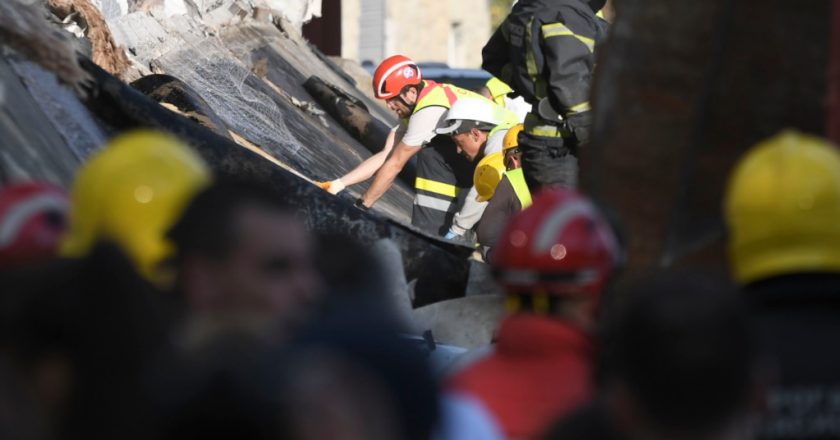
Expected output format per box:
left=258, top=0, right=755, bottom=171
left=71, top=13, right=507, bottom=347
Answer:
left=343, top=0, right=491, bottom=68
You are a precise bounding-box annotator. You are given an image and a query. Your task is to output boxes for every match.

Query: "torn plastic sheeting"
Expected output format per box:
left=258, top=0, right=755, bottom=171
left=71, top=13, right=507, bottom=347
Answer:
left=262, top=0, right=322, bottom=29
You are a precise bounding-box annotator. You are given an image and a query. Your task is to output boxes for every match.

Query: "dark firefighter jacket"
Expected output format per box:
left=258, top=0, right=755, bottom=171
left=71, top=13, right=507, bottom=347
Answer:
left=482, top=0, right=608, bottom=131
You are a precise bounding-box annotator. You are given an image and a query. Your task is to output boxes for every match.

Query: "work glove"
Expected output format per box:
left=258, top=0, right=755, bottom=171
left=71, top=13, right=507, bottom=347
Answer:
left=444, top=228, right=462, bottom=240
left=316, top=178, right=346, bottom=195
left=565, top=112, right=593, bottom=150
left=353, top=198, right=369, bottom=212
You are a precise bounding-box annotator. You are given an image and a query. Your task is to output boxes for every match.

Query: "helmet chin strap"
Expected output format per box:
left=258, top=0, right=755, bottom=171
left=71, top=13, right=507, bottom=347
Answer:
left=396, top=86, right=419, bottom=113
left=397, top=95, right=415, bottom=113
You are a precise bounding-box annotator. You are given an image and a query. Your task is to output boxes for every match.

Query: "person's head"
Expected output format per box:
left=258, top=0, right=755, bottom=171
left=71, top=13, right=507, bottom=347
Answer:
left=725, top=131, right=840, bottom=286
left=491, top=189, right=621, bottom=329
left=153, top=331, right=291, bottom=440
left=282, top=304, right=439, bottom=440
left=0, top=181, right=69, bottom=269
left=436, top=97, right=501, bottom=161
left=503, top=123, right=525, bottom=170
left=168, top=180, right=321, bottom=331
left=601, top=270, right=760, bottom=439
left=372, top=55, right=424, bottom=119
left=60, top=130, right=211, bottom=287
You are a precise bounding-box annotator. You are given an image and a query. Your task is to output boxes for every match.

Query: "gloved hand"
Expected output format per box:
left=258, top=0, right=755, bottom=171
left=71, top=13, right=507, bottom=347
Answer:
left=537, top=98, right=563, bottom=122
left=444, top=228, right=462, bottom=240
left=565, top=112, right=592, bottom=149
left=316, top=178, right=346, bottom=195
left=353, top=198, right=369, bottom=211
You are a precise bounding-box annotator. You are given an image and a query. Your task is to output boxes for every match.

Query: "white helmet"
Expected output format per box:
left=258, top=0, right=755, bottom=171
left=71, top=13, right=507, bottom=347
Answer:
left=436, top=97, right=499, bottom=135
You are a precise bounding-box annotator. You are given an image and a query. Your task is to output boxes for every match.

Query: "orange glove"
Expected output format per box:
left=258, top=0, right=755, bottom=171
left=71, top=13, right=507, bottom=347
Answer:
left=316, top=179, right=346, bottom=195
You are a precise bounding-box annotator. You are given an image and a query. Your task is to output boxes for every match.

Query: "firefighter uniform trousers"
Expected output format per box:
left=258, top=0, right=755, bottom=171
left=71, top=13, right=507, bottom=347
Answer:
left=412, top=136, right=474, bottom=236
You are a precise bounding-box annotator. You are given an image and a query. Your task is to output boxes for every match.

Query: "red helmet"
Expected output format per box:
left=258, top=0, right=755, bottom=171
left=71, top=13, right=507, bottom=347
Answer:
left=372, top=54, right=422, bottom=100
left=492, top=189, right=621, bottom=297
left=0, top=182, right=69, bottom=268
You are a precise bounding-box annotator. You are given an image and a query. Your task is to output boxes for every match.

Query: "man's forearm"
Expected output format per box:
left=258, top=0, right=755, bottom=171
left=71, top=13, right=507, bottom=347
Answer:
left=361, top=158, right=402, bottom=207
left=341, top=149, right=388, bottom=186
left=340, top=128, right=399, bottom=186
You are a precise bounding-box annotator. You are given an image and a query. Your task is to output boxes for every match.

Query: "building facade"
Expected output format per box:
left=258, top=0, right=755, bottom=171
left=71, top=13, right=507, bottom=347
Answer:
left=341, top=0, right=492, bottom=68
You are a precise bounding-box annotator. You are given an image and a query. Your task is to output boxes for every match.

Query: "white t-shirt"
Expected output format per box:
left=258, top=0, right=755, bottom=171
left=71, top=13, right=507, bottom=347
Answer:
left=397, top=106, right=449, bottom=147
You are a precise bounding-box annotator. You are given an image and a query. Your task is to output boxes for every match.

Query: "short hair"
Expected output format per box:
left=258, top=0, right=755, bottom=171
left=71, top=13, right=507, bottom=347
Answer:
left=602, top=269, right=756, bottom=434
left=399, top=81, right=425, bottom=96
left=451, top=120, right=496, bottom=135
left=168, top=179, right=295, bottom=262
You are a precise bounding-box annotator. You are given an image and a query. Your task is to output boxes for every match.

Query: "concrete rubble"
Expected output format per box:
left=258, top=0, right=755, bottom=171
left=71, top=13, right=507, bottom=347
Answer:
left=0, top=0, right=505, bottom=342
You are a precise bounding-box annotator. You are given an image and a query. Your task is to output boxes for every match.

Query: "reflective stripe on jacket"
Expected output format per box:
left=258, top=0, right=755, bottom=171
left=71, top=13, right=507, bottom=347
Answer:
left=482, top=0, right=607, bottom=116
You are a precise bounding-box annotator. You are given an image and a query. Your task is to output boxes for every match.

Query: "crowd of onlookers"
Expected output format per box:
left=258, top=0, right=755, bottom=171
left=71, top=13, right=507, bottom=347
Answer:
left=1, top=127, right=839, bottom=440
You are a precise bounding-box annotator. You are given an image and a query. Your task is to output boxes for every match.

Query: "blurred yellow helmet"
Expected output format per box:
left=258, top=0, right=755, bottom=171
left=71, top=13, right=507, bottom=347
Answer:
left=474, top=152, right=506, bottom=202
left=503, top=123, right=525, bottom=153
left=724, top=130, right=840, bottom=285
left=60, top=130, right=211, bottom=286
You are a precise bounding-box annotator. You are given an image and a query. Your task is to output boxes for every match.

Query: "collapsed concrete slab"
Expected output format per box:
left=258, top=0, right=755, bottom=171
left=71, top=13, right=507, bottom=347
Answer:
left=0, top=0, right=476, bottom=306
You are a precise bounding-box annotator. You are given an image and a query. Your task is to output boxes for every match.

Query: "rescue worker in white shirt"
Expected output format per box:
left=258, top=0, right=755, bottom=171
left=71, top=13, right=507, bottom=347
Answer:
left=434, top=97, right=519, bottom=239
left=482, top=0, right=608, bottom=190
left=317, top=55, right=516, bottom=236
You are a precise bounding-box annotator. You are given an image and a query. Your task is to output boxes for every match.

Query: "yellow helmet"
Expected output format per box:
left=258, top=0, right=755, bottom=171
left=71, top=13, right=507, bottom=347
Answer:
left=503, top=123, right=525, bottom=153
left=724, top=130, right=840, bottom=284
left=60, top=130, right=211, bottom=286
left=474, top=152, right=506, bottom=202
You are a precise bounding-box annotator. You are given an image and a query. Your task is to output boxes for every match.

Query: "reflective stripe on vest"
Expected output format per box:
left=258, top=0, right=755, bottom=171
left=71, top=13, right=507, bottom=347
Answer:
left=414, top=194, right=458, bottom=213
left=505, top=168, right=532, bottom=209
left=489, top=124, right=508, bottom=140
left=415, top=177, right=460, bottom=198
left=485, top=77, right=513, bottom=107
left=413, top=80, right=485, bottom=114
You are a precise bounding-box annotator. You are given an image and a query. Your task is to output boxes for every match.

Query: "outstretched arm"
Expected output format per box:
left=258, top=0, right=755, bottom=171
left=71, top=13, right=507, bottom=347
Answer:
left=360, top=142, right=420, bottom=208
left=340, top=127, right=401, bottom=186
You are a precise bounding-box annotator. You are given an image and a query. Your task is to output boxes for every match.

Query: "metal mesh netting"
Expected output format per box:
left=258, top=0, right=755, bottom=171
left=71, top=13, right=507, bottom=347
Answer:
left=145, top=28, right=413, bottom=222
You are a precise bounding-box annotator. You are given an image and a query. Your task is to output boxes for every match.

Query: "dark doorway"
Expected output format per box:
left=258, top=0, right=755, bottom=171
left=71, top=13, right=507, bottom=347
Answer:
left=303, top=0, right=342, bottom=56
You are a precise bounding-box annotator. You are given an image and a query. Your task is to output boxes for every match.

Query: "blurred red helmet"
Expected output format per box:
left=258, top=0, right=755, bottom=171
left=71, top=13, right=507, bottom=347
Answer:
left=0, top=182, right=69, bottom=268
left=372, top=54, right=422, bottom=100
left=492, top=189, right=621, bottom=297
